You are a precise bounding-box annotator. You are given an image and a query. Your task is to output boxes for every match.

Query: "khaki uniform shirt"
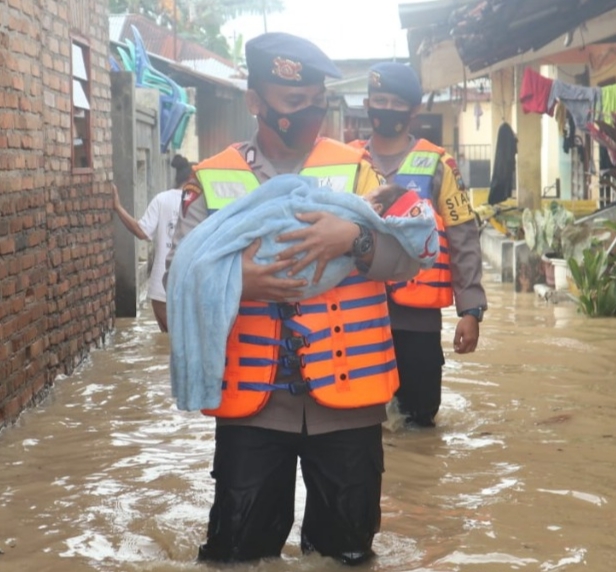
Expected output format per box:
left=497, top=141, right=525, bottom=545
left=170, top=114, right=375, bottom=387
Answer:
left=166, top=136, right=422, bottom=435
left=367, top=137, right=488, bottom=333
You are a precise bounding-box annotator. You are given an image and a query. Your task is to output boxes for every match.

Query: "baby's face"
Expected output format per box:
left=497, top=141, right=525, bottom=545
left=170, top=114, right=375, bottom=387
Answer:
left=364, top=184, right=408, bottom=215
left=364, top=189, right=385, bottom=214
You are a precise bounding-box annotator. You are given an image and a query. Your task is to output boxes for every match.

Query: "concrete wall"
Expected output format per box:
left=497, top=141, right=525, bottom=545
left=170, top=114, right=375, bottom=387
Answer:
left=459, top=101, right=493, bottom=147
left=0, top=0, right=114, bottom=426
left=111, top=73, right=168, bottom=318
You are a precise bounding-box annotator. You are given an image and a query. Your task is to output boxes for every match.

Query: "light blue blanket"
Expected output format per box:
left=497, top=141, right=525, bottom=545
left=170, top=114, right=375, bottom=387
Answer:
left=167, top=174, right=438, bottom=411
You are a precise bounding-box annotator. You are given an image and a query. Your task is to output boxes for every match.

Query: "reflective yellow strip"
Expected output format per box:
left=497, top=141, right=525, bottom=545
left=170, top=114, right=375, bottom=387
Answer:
left=198, top=163, right=359, bottom=212
left=300, top=164, right=358, bottom=193
left=197, top=168, right=260, bottom=211
left=398, top=151, right=441, bottom=177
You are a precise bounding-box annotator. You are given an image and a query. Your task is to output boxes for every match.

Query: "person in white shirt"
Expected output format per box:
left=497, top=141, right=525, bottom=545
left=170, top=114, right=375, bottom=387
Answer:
left=112, top=154, right=193, bottom=331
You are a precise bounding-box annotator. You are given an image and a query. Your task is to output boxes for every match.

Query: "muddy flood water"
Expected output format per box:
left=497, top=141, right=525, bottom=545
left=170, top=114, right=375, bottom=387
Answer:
left=1, top=270, right=616, bottom=572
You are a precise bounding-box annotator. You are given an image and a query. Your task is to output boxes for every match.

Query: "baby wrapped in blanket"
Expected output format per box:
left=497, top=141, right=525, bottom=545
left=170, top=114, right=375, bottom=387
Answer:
left=167, top=174, right=437, bottom=411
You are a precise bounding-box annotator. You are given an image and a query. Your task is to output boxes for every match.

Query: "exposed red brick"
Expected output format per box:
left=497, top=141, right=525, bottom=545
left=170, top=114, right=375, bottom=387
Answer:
left=0, top=0, right=114, bottom=428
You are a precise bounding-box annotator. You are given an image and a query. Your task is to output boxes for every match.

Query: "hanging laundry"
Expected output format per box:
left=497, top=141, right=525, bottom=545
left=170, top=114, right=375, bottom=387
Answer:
left=488, top=122, right=517, bottom=205
left=519, top=67, right=554, bottom=115
left=600, top=85, right=616, bottom=125
left=547, top=80, right=602, bottom=132
left=554, top=101, right=567, bottom=136
left=563, top=110, right=576, bottom=155
left=587, top=114, right=616, bottom=165
left=474, top=100, right=483, bottom=130
left=600, top=146, right=615, bottom=169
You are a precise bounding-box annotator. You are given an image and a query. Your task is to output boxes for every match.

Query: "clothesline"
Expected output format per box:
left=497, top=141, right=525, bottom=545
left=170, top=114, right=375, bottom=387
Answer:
left=519, top=67, right=616, bottom=132
left=519, top=67, right=616, bottom=164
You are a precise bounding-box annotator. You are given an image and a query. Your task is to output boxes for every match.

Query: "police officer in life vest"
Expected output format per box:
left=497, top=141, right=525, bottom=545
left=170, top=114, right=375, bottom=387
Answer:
left=353, top=62, right=488, bottom=427
left=165, top=33, right=430, bottom=565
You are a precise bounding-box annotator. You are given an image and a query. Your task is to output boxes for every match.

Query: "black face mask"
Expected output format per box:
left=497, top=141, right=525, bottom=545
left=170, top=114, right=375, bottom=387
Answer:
left=259, top=99, right=327, bottom=150
left=368, top=107, right=412, bottom=138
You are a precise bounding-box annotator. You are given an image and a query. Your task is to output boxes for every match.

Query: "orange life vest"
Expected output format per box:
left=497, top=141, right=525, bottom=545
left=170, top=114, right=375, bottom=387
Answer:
left=193, top=138, right=399, bottom=418
left=388, top=139, right=453, bottom=309
left=350, top=138, right=453, bottom=309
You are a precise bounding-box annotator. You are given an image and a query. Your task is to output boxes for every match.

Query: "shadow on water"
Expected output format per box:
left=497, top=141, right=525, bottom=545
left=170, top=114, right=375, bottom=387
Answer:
left=1, top=269, right=616, bottom=572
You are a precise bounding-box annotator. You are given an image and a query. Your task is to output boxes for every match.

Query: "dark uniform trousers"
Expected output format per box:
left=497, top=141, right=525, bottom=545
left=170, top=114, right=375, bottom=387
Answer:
left=198, top=423, right=384, bottom=566
left=392, top=330, right=445, bottom=426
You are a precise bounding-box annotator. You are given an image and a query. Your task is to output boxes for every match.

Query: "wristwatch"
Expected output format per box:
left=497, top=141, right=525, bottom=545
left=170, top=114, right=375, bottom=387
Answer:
left=348, top=224, right=374, bottom=274
left=460, top=307, right=484, bottom=322
left=350, top=224, right=374, bottom=259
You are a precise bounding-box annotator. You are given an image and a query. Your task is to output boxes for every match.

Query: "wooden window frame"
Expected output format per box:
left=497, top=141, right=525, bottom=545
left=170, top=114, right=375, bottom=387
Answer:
left=71, top=36, right=93, bottom=173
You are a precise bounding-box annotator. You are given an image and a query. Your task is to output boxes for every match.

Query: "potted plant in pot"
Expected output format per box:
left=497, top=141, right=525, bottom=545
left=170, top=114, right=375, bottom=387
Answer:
left=522, top=201, right=590, bottom=290
left=567, top=220, right=616, bottom=314
left=567, top=235, right=616, bottom=316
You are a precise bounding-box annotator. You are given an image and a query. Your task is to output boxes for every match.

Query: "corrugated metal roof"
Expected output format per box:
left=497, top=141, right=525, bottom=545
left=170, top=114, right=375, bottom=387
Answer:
left=464, top=0, right=616, bottom=72
left=109, top=14, right=245, bottom=92
left=108, top=13, right=234, bottom=67
left=181, top=58, right=239, bottom=82
left=164, top=60, right=246, bottom=92
left=401, top=0, right=616, bottom=73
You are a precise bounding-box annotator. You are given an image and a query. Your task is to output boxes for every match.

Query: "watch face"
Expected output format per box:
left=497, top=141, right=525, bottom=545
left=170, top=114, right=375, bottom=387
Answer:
left=358, top=236, right=373, bottom=255
left=352, top=225, right=373, bottom=258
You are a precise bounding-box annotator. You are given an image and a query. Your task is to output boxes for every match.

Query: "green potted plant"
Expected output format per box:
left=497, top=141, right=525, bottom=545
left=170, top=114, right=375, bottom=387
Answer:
left=568, top=244, right=616, bottom=317
left=522, top=202, right=579, bottom=289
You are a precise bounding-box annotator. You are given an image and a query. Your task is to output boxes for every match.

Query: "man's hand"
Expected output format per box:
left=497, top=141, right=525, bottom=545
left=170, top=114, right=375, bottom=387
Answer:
left=275, top=212, right=361, bottom=284
left=241, top=239, right=308, bottom=302
left=453, top=315, right=479, bottom=354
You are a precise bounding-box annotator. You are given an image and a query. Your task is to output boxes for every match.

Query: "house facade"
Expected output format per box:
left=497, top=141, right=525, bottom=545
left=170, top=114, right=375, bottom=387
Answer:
left=399, top=0, right=616, bottom=209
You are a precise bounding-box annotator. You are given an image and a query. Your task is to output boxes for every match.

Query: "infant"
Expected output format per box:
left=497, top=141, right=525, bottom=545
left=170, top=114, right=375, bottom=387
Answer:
left=251, top=181, right=432, bottom=299
left=364, top=183, right=418, bottom=216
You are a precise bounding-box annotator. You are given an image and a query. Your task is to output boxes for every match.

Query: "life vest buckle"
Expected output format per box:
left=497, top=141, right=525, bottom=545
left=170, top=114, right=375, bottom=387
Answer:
left=288, top=379, right=310, bottom=396
left=277, top=302, right=302, bottom=320
left=280, top=354, right=305, bottom=370
left=284, top=335, right=309, bottom=352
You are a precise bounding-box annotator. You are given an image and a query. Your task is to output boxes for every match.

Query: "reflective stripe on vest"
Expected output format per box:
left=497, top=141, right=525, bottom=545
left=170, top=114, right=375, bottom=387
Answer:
left=193, top=138, right=399, bottom=418
left=389, top=139, right=454, bottom=309
left=196, top=138, right=361, bottom=214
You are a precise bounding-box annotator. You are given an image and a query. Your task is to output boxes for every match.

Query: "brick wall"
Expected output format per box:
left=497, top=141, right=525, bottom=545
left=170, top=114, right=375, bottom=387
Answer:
left=0, top=0, right=115, bottom=427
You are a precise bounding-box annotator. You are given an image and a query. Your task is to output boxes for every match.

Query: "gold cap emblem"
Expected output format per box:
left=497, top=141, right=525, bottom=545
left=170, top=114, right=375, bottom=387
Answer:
left=369, top=70, right=382, bottom=88
left=272, top=57, right=303, bottom=82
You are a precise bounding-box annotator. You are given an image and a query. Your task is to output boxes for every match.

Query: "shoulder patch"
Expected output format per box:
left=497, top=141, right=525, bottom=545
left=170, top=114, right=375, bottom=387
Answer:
left=445, top=157, right=466, bottom=190
left=181, top=179, right=202, bottom=218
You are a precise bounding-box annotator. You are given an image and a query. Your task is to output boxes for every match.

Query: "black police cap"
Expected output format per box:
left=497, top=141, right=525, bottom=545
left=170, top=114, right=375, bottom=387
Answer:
left=368, top=62, right=423, bottom=107
left=246, top=32, right=342, bottom=87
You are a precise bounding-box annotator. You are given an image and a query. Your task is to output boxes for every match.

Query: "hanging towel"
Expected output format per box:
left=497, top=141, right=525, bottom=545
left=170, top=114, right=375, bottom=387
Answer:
left=554, top=101, right=567, bottom=136
left=519, top=67, right=554, bottom=115
left=587, top=116, right=616, bottom=165
left=488, top=122, right=517, bottom=205
left=601, top=85, right=616, bottom=125
left=166, top=174, right=439, bottom=411
left=474, top=101, right=483, bottom=130
left=547, top=80, right=602, bottom=132
left=563, top=110, right=576, bottom=155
